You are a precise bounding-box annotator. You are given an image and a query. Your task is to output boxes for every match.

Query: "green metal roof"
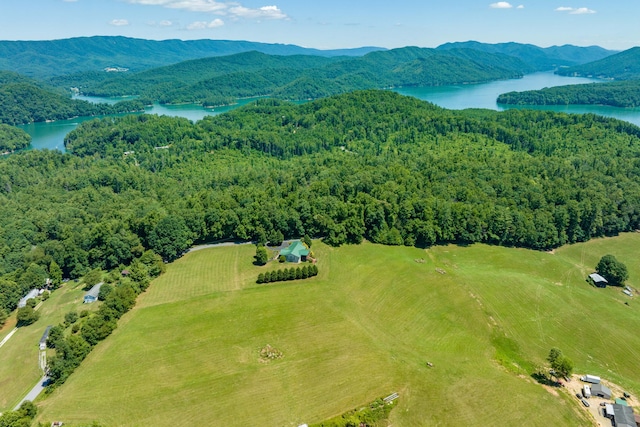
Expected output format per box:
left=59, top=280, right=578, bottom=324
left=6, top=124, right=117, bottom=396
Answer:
left=615, top=398, right=629, bottom=406
left=280, top=241, right=309, bottom=258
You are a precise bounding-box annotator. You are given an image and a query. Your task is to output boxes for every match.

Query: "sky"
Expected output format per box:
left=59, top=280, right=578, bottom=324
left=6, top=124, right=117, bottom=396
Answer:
left=0, top=0, right=638, bottom=51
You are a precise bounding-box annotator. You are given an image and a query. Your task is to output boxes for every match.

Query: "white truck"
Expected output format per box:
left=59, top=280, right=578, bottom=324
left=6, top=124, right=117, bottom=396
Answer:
left=581, top=374, right=601, bottom=384
left=583, top=385, right=591, bottom=398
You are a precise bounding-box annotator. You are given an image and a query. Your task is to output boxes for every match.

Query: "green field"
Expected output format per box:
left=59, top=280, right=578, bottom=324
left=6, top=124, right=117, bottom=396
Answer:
left=0, top=282, right=91, bottom=411
left=35, top=235, right=640, bottom=426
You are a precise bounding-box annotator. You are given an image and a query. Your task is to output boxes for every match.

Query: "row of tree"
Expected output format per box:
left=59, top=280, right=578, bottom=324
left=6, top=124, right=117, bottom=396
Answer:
left=257, top=265, right=318, bottom=284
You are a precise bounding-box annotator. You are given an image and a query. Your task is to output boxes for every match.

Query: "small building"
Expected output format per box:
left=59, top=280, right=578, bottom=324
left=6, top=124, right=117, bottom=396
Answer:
left=623, top=289, right=633, bottom=297
left=279, top=241, right=310, bottom=263
left=588, top=273, right=608, bottom=288
left=615, top=398, right=629, bottom=406
left=39, top=325, right=52, bottom=351
left=83, top=282, right=103, bottom=304
left=18, top=289, right=39, bottom=308
left=591, top=383, right=612, bottom=399
left=612, top=404, right=635, bottom=427
left=581, top=374, right=601, bottom=384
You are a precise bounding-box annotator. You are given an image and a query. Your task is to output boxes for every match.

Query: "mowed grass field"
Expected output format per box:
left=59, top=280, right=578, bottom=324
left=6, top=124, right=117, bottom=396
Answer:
left=36, top=235, right=640, bottom=426
left=0, top=282, right=90, bottom=411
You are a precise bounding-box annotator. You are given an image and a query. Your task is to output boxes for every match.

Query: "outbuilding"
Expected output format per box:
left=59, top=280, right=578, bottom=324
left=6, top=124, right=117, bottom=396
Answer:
left=591, top=383, right=612, bottom=399
left=588, top=273, right=608, bottom=288
left=612, top=404, right=635, bottom=427
left=39, top=325, right=52, bottom=351
left=18, top=289, right=39, bottom=308
left=83, top=282, right=103, bottom=304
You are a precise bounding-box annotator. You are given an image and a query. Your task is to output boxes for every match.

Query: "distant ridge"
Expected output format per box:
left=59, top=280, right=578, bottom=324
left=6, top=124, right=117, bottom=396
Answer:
left=556, top=46, right=640, bottom=80
left=0, top=36, right=385, bottom=78
left=437, top=41, right=615, bottom=71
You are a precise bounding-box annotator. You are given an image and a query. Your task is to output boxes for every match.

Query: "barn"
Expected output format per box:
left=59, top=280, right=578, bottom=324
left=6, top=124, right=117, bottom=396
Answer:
left=279, top=241, right=310, bottom=263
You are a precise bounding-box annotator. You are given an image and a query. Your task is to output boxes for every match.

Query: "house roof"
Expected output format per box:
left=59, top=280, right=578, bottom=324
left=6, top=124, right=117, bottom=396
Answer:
left=280, top=241, right=309, bottom=258
left=613, top=404, right=635, bottom=427
left=85, top=282, right=104, bottom=299
left=589, top=273, right=608, bottom=283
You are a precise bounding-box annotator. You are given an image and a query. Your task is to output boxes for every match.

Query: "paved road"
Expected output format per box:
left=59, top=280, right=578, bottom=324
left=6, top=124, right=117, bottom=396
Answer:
left=14, top=375, right=49, bottom=410
left=188, top=240, right=253, bottom=253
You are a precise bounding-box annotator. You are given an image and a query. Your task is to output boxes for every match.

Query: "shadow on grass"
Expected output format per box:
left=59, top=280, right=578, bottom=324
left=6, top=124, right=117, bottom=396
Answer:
left=531, top=372, right=562, bottom=387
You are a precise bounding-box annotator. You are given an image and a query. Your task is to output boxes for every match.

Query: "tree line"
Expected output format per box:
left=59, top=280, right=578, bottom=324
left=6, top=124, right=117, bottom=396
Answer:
left=497, top=80, right=640, bottom=108
left=2, top=90, right=640, bottom=313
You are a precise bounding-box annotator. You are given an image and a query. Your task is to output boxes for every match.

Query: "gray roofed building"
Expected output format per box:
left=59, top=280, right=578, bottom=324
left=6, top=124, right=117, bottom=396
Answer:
left=612, top=404, right=635, bottom=427
left=83, top=282, right=103, bottom=304
left=18, top=289, right=39, bottom=308
left=39, top=325, right=52, bottom=350
left=591, top=383, right=612, bottom=399
left=588, top=273, right=609, bottom=288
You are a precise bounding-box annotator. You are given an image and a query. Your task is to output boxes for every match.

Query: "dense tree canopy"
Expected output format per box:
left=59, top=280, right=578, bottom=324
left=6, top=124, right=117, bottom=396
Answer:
left=1, top=90, right=640, bottom=312
left=0, top=124, right=31, bottom=152
left=596, top=254, right=629, bottom=286
left=497, top=80, right=640, bottom=108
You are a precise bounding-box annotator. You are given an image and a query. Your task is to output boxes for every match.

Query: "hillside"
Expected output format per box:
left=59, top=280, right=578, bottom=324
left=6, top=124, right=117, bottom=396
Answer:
left=437, top=41, right=615, bottom=71
left=0, top=82, right=147, bottom=125
left=72, top=47, right=528, bottom=103
left=34, top=235, right=640, bottom=426
left=497, top=80, right=640, bottom=107
left=556, top=46, right=640, bottom=79
left=0, top=36, right=383, bottom=78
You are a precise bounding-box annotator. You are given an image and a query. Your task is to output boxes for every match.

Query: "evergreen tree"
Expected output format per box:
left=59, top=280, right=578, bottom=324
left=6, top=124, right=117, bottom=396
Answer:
left=49, top=260, right=63, bottom=289
left=255, top=245, right=269, bottom=266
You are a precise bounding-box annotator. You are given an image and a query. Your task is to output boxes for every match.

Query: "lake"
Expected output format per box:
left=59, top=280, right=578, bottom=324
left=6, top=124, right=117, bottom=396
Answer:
left=17, top=72, right=640, bottom=152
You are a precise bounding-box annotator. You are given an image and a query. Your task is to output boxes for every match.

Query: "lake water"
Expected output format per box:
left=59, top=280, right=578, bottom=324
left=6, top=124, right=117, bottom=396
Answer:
left=17, top=72, right=640, bottom=152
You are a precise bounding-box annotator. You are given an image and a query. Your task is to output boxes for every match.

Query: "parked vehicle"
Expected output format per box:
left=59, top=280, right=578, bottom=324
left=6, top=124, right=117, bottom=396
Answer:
left=582, top=399, right=590, bottom=407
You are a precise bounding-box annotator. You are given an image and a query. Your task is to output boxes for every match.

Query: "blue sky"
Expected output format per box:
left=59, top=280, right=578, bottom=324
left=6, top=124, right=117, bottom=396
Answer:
left=0, top=0, right=638, bottom=50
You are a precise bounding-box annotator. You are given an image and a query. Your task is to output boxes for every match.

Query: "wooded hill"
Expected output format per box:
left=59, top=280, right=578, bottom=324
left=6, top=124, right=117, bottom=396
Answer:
left=556, top=46, right=640, bottom=79
left=497, top=80, right=640, bottom=107
left=0, top=36, right=383, bottom=78
left=0, top=82, right=148, bottom=126
left=437, top=41, right=614, bottom=71
left=2, top=90, right=640, bottom=316
left=65, top=47, right=530, bottom=104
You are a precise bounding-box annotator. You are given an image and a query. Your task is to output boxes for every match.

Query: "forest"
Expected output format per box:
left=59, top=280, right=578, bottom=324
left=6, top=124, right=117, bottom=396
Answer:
left=58, top=47, right=528, bottom=105
left=1, top=90, right=640, bottom=316
left=0, top=124, right=31, bottom=152
left=497, top=80, right=640, bottom=107
left=0, top=82, right=148, bottom=126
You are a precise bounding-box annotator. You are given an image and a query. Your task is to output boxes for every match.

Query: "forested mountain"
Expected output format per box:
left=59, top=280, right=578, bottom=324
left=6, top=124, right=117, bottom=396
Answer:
left=437, top=41, right=615, bottom=71
left=2, top=90, right=640, bottom=314
left=70, top=47, right=527, bottom=104
left=0, top=36, right=383, bottom=78
left=0, top=82, right=147, bottom=125
left=497, top=80, right=640, bottom=107
left=556, top=47, right=640, bottom=79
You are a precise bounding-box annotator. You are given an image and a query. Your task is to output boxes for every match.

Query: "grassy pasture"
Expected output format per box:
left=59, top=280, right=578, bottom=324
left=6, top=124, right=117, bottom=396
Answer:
left=36, top=235, right=640, bottom=426
left=0, top=282, right=89, bottom=411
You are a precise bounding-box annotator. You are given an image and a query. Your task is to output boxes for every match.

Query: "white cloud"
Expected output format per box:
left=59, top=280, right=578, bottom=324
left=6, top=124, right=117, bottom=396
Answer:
left=159, top=20, right=173, bottom=26
left=490, top=2, right=513, bottom=8
left=229, top=5, right=287, bottom=19
left=570, top=7, right=596, bottom=14
left=555, top=6, right=596, bottom=14
left=517, top=5, right=524, bottom=9
left=126, top=0, right=288, bottom=19
left=187, top=18, right=224, bottom=29
left=109, top=19, right=130, bottom=26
